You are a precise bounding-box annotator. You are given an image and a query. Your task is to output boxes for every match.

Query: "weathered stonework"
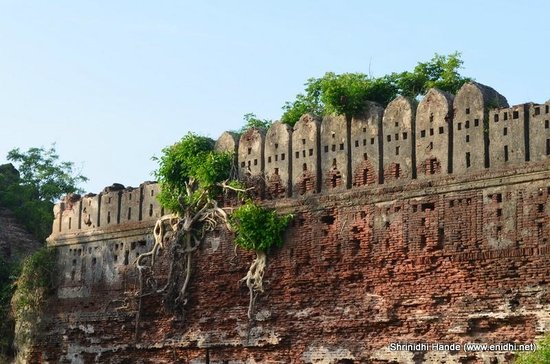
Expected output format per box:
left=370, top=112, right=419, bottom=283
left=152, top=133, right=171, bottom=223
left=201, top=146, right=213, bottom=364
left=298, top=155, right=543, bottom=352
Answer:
left=321, top=114, right=348, bottom=192
left=529, top=102, right=550, bottom=162
left=415, top=89, right=453, bottom=178
left=0, top=207, right=41, bottom=262
left=292, top=114, right=321, bottom=196
left=238, top=128, right=265, bottom=179
left=265, top=122, right=292, bottom=199
left=489, top=104, right=530, bottom=168
left=33, top=84, right=550, bottom=363
left=351, top=101, right=384, bottom=187
left=453, top=82, right=508, bottom=174
left=382, top=96, right=415, bottom=182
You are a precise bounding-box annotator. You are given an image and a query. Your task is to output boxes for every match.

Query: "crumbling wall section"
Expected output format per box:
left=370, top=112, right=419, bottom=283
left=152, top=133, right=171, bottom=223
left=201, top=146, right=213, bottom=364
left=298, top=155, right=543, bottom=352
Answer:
left=37, top=164, right=550, bottom=363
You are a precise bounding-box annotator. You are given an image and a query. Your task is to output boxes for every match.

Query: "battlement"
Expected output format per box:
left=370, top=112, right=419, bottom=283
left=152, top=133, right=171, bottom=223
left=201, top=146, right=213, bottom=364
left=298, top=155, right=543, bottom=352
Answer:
left=39, top=82, right=550, bottom=363
left=49, top=181, right=164, bottom=243
left=49, top=82, right=550, bottom=239
left=224, top=82, right=549, bottom=198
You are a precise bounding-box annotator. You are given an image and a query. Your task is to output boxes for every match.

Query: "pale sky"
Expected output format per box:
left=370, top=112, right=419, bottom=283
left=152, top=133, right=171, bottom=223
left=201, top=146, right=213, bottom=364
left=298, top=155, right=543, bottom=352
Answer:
left=1, top=1, right=548, bottom=194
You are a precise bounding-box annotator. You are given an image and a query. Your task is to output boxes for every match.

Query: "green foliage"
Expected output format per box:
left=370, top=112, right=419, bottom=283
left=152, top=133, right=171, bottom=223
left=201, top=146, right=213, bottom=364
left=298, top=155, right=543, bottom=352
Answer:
left=281, top=79, right=324, bottom=125
left=11, top=247, right=56, bottom=317
left=281, top=52, right=471, bottom=126
left=7, top=144, right=87, bottom=203
left=514, top=335, right=550, bottom=363
left=10, top=247, right=56, bottom=357
left=154, top=133, right=233, bottom=214
left=395, top=52, right=471, bottom=97
left=229, top=200, right=292, bottom=252
left=0, top=256, right=18, bottom=358
left=1, top=145, right=88, bottom=241
left=239, top=113, right=272, bottom=133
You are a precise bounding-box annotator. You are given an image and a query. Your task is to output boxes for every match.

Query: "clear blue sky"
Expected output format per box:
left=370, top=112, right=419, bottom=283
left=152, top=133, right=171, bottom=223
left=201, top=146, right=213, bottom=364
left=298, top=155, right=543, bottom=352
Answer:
left=1, top=1, right=548, bottom=194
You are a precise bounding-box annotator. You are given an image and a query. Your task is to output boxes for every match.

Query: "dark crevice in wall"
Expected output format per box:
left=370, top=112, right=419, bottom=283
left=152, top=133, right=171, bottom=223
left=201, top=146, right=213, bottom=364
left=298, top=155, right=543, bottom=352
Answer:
left=97, top=193, right=102, bottom=228
left=523, top=103, right=530, bottom=162
left=117, top=191, right=122, bottom=224
left=346, top=115, right=352, bottom=189
left=377, top=111, right=384, bottom=184
left=139, top=186, right=143, bottom=221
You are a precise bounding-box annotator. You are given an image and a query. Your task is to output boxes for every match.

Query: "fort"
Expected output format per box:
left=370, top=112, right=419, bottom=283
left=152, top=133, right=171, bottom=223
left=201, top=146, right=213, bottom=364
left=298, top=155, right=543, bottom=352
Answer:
left=33, top=82, right=550, bottom=363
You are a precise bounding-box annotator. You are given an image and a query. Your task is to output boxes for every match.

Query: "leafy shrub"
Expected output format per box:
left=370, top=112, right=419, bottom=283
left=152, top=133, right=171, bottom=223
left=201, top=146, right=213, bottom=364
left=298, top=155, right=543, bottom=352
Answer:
left=229, top=200, right=292, bottom=252
left=154, top=133, right=233, bottom=214
left=11, top=247, right=56, bottom=319
left=10, top=247, right=56, bottom=359
left=514, top=335, right=550, bottom=363
left=281, top=52, right=471, bottom=126
left=0, top=256, right=18, bottom=359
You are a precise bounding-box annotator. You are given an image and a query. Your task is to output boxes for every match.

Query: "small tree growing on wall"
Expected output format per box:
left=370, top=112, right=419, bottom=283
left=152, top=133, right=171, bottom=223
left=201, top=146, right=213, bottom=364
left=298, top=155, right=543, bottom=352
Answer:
left=280, top=52, right=471, bottom=126
left=135, top=133, right=234, bottom=316
left=229, top=201, right=292, bottom=319
left=135, top=132, right=292, bottom=332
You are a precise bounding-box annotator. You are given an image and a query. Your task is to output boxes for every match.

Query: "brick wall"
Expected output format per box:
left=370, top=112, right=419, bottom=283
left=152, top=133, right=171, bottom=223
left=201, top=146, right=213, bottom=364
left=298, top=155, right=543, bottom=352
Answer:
left=33, top=163, right=550, bottom=363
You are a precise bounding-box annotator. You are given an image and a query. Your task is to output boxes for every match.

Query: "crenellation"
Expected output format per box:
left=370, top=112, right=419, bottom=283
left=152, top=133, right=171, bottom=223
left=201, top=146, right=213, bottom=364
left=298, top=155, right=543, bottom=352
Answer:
left=415, top=89, right=453, bottom=178
left=453, top=82, right=508, bottom=174
left=59, top=194, right=82, bottom=234
left=489, top=103, right=530, bottom=167
left=351, top=101, right=384, bottom=187
left=238, top=128, right=265, bottom=198
left=80, top=193, right=100, bottom=231
left=292, top=114, right=321, bottom=195
left=48, top=84, right=550, bottom=243
left=98, top=183, right=125, bottom=228
left=238, top=128, right=265, bottom=179
left=264, top=121, right=292, bottom=199
left=49, top=182, right=166, bottom=240
left=140, top=181, right=163, bottom=221
left=119, top=186, right=140, bottom=224
left=382, top=96, right=416, bottom=182
left=214, top=131, right=239, bottom=155
left=320, top=114, right=348, bottom=191
left=38, top=83, right=550, bottom=364
left=529, top=101, right=550, bottom=162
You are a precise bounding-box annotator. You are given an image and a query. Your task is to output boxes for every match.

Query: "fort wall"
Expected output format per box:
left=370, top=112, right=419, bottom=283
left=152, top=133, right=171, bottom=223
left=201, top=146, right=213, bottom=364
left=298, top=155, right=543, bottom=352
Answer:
left=39, top=82, right=550, bottom=363
left=49, top=82, right=550, bottom=239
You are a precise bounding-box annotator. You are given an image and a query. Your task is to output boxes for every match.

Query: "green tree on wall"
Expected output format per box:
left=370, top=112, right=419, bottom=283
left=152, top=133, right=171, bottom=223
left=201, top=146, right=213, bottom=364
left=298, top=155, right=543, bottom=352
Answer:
left=136, top=133, right=291, bottom=330
left=280, top=52, right=471, bottom=125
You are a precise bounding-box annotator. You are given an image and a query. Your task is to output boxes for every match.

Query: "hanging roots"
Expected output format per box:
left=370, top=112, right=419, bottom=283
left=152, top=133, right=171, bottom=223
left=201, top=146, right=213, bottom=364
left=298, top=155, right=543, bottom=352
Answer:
left=241, top=250, right=266, bottom=320
left=133, top=179, right=238, bottom=339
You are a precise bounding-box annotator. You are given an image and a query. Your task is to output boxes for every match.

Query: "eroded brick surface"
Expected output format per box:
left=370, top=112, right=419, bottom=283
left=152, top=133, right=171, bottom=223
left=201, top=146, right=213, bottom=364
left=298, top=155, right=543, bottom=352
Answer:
left=32, top=165, right=550, bottom=364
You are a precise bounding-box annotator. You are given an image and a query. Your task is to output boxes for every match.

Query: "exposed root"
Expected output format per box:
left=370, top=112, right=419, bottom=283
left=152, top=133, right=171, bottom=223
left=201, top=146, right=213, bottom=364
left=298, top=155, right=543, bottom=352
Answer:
left=241, top=250, right=266, bottom=320
left=134, top=178, right=234, bottom=335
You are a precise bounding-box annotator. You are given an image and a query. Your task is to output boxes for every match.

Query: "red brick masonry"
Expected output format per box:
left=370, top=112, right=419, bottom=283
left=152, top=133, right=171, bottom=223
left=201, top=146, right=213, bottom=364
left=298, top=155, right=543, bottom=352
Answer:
left=36, top=164, right=550, bottom=363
